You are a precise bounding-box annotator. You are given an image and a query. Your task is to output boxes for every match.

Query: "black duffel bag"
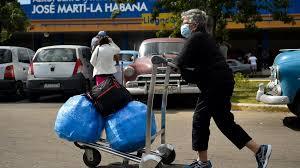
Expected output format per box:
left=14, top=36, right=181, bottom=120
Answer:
left=87, top=77, right=133, bottom=117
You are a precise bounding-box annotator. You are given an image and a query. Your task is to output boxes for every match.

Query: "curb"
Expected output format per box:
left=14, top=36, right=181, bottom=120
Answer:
left=232, top=103, right=289, bottom=112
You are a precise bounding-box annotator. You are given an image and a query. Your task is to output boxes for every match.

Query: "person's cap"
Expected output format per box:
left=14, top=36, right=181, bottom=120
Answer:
left=97, top=31, right=107, bottom=37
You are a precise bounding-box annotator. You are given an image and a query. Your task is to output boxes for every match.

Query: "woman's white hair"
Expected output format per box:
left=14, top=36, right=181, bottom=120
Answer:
left=181, top=9, right=208, bottom=24
left=181, top=9, right=213, bottom=34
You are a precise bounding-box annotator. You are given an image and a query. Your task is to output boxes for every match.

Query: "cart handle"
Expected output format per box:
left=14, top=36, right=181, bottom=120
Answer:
left=151, top=55, right=178, bottom=69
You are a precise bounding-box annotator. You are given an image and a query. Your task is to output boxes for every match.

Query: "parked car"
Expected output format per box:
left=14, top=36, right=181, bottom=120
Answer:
left=123, top=37, right=200, bottom=95
left=114, top=50, right=139, bottom=84
left=26, top=45, right=93, bottom=101
left=226, top=59, right=251, bottom=75
left=0, top=46, right=35, bottom=97
left=118, top=50, right=139, bottom=67
left=256, top=49, right=300, bottom=117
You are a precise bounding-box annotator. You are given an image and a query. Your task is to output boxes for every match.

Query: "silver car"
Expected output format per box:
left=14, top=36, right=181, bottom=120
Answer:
left=0, top=46, right=35, bottom=97
left=26, top=45, right=93, bottom=101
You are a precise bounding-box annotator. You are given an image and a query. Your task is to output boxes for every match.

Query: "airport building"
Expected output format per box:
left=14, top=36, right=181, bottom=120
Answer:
left=6, top=0, right=300, bottom=63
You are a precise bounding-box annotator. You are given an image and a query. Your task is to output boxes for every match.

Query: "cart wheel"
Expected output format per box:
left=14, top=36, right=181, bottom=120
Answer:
left=157, top=144, right=176, bottom=165
left=155, top=162, right=163, bottom=168
left=139, top=154, right=162, bottom=168
left=83, top=148, right=101, bottom=168
left=137, top=150, right=143, bottom=158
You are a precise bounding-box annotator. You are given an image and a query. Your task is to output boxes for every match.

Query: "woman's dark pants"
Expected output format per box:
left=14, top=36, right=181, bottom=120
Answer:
left=192, top=84, right=252, bottom=151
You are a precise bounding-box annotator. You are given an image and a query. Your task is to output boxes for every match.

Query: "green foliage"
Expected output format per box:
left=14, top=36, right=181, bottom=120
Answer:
left=156, top=0, right=294, bottom=39
left=234, top=72, right=250, bottom=88
left=232, top=73, right=269, bottom=103
left=113, top=0, right=294, bottom=39
left=0, top=0, right=29, bottom=43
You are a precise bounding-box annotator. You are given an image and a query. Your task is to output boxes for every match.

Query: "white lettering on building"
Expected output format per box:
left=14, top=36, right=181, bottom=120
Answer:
left=90, top=4, right=103, bottom=13
left=57, top=4, right=87, bottom=13
left=32, top=4, right=55, bottom=14
left=32, top=0, right=53, bottom=2
left=31, top=2, right=149, bottom=15
left=105, top=2, right=148, bottom=12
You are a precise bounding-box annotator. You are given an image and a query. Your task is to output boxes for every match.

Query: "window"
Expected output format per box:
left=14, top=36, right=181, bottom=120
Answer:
left=34, top=48, right=77, bottom=62
left=18, top=48, right=30, bottom=63
left=139, top=42, right=184, bottom=57
left=0, top=49, right=12, bottom=64
left=119, top=53, right=134, bottom=61
left=27, top=49, right=35, bottom=61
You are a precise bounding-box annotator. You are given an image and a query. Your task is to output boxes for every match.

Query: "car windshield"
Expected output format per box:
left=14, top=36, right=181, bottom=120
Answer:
left=139, top=42, right=184, bottom=57
left=34, top=48, right=77, bottom=62
left=0, top=49, right=12, bottom=64
left=119, top=53, right=135, bottom=61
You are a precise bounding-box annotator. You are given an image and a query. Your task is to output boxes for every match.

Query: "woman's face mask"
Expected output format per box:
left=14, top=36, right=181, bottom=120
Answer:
left=180, top=24, right=192, bottom=38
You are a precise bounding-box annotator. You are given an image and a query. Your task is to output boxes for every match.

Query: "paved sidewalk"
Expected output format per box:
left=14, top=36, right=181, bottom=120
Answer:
left=233, top=103, right=286, bottom=107
left=232, top=102, right=289, bottom=112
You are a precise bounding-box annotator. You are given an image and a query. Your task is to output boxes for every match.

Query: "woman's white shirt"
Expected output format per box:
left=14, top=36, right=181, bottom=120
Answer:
left=248, top=56, right=257, bottom=65
left=90, top=41, right=120, bottom=77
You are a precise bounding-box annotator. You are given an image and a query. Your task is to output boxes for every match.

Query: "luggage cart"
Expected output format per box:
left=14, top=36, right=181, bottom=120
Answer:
left=74, top=55, right=178, bottom=168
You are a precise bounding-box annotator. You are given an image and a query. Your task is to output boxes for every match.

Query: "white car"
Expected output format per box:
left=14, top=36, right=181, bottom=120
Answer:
left=0, top=46, right=35, bottom=97
left=26, top=45, right=93, bottom=101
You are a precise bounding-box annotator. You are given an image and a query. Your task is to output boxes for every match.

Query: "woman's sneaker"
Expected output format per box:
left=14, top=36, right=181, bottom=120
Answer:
left=184, top=160, right=213, bottom=168
left=255, top=144, right=272, bottom=168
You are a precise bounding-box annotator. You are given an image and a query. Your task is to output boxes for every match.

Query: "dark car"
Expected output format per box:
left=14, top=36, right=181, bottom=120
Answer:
left=123, top=38, right=200, bottom=95
left=226, top=59, right=251, bottom=75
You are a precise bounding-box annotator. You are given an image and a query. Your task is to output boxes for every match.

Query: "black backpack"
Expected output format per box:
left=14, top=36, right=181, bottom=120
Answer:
left=87, top=77, right=133, bottom=117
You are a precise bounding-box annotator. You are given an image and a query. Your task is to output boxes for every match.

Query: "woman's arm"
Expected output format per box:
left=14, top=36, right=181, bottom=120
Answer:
left=108, top=38, right=121, bottom=55
left=90, top=46, right=99, bottom=66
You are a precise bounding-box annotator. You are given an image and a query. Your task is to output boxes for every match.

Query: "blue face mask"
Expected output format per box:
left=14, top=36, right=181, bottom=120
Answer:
left=181, top=24, right=192, bottom=38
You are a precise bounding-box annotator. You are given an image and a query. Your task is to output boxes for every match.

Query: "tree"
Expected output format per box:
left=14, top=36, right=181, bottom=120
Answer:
left=114, top=0, right=294, bottom=40
left=0, top=0, right=29, bottom=43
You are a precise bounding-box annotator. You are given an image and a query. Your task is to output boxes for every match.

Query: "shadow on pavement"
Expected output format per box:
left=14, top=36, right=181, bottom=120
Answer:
left=37, top=94, right=68, bottom=103
left=0, top=95, right=25, bottom=102
left=98, top=163, right=184, bottom=168
left=283, top=116, right=300, bottom=131
left=0, top=94, right=67, bottom=103
left=133, top=94, right=197, bottom=112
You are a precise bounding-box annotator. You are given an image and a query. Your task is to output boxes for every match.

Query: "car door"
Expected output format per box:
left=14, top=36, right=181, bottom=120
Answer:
left=27, top=49, right=35, bottom=62
left=16, top=48, right=31, bottom=81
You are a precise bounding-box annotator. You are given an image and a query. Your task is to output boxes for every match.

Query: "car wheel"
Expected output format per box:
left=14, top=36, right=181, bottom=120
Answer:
left=287, top=95, right=300, bottom=117
left=15, top=81, right=25, bottom=98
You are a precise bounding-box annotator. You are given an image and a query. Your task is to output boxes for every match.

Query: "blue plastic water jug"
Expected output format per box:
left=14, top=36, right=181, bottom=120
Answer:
left=105, top=101, right=157, bottom=153
left=54, top=95, right=105, bottom=143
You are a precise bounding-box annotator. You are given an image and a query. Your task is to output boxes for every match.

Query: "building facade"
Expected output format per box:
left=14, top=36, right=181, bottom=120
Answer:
left=6, top=0, right=300, bottom=67
left=12, top=0, right=175, bottom=51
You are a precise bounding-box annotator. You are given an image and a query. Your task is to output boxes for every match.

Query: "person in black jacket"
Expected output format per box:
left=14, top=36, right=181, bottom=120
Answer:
left=177, top=9, right=272, bottom=168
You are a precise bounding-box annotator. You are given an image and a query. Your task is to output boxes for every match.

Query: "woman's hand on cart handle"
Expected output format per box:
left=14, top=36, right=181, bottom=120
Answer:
left=167, top=61, right=178, bottom=70
left=151, top=55, right=167, bottom=65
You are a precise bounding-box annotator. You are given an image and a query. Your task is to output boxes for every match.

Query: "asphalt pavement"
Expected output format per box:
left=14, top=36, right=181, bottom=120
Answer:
left=0, top=101, right=300, bottom=168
